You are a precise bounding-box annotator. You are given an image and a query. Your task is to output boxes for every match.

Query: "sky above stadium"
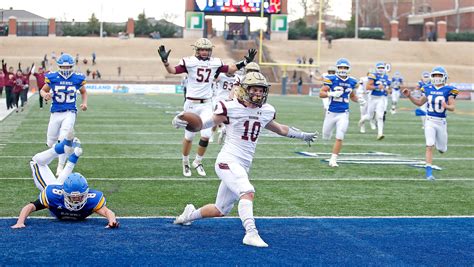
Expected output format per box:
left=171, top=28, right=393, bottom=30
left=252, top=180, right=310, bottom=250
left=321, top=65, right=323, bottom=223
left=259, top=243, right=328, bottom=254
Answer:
left=1, top=0, right=351, bottom=29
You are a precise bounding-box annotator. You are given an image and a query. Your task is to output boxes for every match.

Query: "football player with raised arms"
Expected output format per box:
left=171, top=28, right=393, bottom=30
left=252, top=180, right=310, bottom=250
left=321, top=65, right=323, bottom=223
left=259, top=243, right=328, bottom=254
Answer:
left=359, top=62, right=391, bottom=140
left=171, top=72, right=318, bottom=247
left=320, top=58, right=362, bottom=167
left=11, top=133, right=119, bottom=228
left=403, top=67, right=458, bottom=181
left=40, top=53, right=88, bottom=176
left=158, top=38, right=257, bottom=177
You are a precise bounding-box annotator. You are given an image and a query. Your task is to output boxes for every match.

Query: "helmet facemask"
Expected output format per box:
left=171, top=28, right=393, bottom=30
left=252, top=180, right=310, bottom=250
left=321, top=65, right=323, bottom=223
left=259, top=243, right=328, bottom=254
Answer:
left=430, top=73, right=446, bottom=86
left=58, top=64, right=74, bottom=79
left=336, top=66, right=350, bottom=77
left=63, top=188, right=89, bottom=211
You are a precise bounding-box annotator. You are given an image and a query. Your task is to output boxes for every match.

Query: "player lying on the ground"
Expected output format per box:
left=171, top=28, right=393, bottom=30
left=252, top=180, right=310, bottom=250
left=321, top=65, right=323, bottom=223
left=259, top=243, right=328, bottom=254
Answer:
left=11, top=133, right=119, bottom=229
left=171, top=72, right=318, bottom=248
left=402, top=66, right=458, bottom=181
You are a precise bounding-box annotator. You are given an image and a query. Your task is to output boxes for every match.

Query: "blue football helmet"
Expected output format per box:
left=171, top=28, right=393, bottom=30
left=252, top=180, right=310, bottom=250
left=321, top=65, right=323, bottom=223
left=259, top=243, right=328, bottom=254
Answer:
left=335, top=58, right=351, bottom=77
left=63, top=173, right=89, bottom=211
left=393, top=71, right=401, bottom=78
left=421, top=71, right=430, bottom=83
left=56, top=53, right=75, bottom=79
left=430, top=66, right=448, bottom=85
left=375, top=62, right=386, bottom=75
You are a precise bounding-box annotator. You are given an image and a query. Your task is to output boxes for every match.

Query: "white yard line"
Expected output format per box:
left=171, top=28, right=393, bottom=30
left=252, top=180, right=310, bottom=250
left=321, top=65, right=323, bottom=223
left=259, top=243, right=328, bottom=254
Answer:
left=0, top=215, right=473, bottom=219
left=1, top=177, right=473, bottom=181
left=0, top=155, right=473, bottom=161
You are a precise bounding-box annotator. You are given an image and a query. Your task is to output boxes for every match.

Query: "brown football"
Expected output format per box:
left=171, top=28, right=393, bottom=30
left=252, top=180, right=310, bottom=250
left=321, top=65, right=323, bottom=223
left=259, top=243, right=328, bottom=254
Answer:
left=179, top=112, right=203, bottom=132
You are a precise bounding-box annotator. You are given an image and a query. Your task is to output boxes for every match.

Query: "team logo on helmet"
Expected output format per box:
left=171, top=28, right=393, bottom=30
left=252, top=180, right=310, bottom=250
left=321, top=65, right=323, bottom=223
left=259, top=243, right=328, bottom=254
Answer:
left=240, top=72, right=270, bottom=107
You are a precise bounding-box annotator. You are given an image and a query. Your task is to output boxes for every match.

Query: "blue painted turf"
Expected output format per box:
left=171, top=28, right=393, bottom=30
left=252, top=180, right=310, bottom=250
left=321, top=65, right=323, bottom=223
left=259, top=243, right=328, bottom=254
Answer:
left=1, top=218, right=473, bottom=265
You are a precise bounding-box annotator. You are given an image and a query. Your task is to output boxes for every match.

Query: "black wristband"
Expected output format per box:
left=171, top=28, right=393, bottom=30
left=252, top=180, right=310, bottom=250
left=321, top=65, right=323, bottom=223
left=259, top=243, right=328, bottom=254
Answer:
left=236, top=60, right=247, bottom=70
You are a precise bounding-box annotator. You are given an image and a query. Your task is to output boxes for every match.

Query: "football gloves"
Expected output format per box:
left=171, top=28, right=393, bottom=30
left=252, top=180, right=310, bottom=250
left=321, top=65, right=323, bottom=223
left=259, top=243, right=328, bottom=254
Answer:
left=328, top=90, right=344, bottom=98
left=172, top=112, right=188, bottom=129
left=158, top=45, right=171, bottom=63
left=301, top=131, right=318, bottom=147
left=244, top=49, right=257, bottom=64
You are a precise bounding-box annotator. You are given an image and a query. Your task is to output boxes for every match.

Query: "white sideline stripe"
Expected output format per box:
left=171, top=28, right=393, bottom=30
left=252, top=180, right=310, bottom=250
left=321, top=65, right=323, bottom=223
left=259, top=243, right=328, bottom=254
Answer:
left=3, top=141, right=474, bottom=147
left=1, top=155, right=473, bottom=161
left=0, top=215, right=473, bottom=220
left=1, top=177, right=473, bottom=181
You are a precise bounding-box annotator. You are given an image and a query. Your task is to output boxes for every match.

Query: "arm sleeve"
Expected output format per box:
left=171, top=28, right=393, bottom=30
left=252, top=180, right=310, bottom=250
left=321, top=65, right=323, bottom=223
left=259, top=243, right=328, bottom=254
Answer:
left=93, top=195, right=106, bottom=211
left=175, top=58, right=188, bottom=74
left=31, top=199, right=47, bottom=211
left=449, top=87, right=459, bottom=98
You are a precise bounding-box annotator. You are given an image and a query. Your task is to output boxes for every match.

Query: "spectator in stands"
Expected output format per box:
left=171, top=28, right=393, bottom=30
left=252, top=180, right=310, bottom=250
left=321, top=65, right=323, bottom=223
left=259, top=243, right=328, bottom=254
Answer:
left=303, top=56, right=307, bottom=65
left=297, top=76, right=303, bottom=95
left=326, top=34, right=333, bottom=49
left=117, top=66, right=121, bottom=76
left=2, top=59, right=15, bottom=110
left=86, top=69, right=91, bottom=77
left=33, top=67, right=48, bottom=109
left=75, top=54, right=80, bottom=64
left=0, top=71, right=4, bottom=98
left=292, top=70, right=297, bottom=82
left=83, top=58, right=88, bottom=65
left=19, top=64, right=33, bottom=110
left=309, top=57, right=314, bottom=65
left=92, top=52, right=96, bottom=65
left=96, top=70, right=101, bottom=79
left=296, top=57, right=302, bottom=65
left=92, top=71, right=96, bottom=80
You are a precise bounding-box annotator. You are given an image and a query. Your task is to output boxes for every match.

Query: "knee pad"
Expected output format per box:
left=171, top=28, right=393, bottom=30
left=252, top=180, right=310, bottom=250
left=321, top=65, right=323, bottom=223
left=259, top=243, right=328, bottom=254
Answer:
left=198, top=139, right=209, bottom=148
left=184, top=130, right=196, bottom=141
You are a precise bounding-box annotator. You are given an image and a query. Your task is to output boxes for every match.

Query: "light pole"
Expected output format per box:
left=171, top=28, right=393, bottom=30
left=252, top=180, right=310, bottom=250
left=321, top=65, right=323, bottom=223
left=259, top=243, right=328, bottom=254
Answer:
left=355, top=0, right=359, bottom=39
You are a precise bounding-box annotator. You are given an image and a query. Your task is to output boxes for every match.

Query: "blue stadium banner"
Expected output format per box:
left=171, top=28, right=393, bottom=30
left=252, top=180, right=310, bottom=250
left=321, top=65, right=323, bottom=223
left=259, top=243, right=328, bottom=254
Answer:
left=194, top=0, right=281, bottom=14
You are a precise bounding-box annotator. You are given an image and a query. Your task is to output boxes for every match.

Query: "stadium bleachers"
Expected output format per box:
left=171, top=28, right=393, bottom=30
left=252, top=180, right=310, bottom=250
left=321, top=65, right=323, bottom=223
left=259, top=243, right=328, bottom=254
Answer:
left=0, top=37, right=472, bottom=84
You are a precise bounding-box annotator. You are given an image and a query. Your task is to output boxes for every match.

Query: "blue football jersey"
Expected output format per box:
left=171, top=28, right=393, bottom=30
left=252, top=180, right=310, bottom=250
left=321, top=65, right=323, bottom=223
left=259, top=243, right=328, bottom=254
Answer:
left=417, top=80, right=431, bottom=89
left=45, top=72, right=86, bottom=113
left=391, top=77, right=403, bottom=90
left=39, top=185, right=106, bottom=220
left=368, top=73, right=391, bottom=96
left=421, top=84, right=458, bottom=118
left=323, top=74, right=358, bottom=113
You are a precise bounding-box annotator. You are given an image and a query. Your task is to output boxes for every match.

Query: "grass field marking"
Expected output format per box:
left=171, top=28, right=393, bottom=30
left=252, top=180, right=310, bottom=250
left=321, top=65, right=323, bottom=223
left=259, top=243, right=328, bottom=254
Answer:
left=1, top=177, right=473, bottom=181
left=3, top=141, right=474, bottom=147
left=1, top=155, right=473, bottom=161
left=1, top=215, right=473, bottom=219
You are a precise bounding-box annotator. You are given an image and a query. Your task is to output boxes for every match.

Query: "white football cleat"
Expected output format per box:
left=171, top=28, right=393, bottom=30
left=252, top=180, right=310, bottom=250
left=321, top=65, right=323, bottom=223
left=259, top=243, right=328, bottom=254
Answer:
left=243, top=231, right=268, bottom=248
left=357, top=118, right=364, bottom=129
left=192, top=160, right=206, bottom=176
left=360, top=126, right=366, bottom=134
left=182, top=162, right=192, bottom=177
left=173, top=204, right=195, bottom=226
left=328, top=159, right=339, bottom=167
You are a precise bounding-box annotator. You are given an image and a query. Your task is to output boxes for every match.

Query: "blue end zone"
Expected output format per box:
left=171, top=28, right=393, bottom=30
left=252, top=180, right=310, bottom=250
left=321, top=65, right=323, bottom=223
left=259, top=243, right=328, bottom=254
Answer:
left=1, top=218, right=473, bottom=265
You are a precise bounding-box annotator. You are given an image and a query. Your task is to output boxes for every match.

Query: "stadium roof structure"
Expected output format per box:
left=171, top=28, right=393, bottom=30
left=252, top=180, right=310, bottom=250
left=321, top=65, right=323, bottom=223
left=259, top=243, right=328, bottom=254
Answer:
left=0, top=9, right=47, bottom=23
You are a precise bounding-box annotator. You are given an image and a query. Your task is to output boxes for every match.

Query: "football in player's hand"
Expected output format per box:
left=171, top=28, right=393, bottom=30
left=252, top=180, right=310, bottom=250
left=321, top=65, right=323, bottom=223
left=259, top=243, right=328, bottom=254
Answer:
left=179, top=112, right=203, bottom=132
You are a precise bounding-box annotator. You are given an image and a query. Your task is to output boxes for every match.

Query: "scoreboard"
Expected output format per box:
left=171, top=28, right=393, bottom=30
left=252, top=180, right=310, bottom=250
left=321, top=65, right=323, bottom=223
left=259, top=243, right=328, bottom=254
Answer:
left=194, top=0, right=282, bottom=14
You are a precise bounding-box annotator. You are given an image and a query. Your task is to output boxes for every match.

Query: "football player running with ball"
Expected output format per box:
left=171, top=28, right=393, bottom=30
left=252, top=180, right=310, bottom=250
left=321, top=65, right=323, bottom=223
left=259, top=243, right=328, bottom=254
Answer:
left=320, top=58, right=362, bottom=167
left=171, top=72, right=318, bottom=247
left=40, top=53, right=88, bottom=176
left=403, top=66, right=458, bottom=181
left=11, top=133, right=118, bottom=228
left=159, top=38, right=257, bottom=177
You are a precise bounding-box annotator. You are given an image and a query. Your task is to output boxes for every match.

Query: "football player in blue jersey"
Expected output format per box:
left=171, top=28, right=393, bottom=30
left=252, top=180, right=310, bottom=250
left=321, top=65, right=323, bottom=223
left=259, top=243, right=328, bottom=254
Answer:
left=11, top=135, right=119, bottom=228
left=320, top=58, right=363, bottom=167
left=40, top=53, right=88, bottom=177
left=390, top=71, right=404, bottom=114
left=403, top=66, right=458, bottom=180
left=359, top=62, right=391, bottom=140
left=414, top=71, right=431, bottom=129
